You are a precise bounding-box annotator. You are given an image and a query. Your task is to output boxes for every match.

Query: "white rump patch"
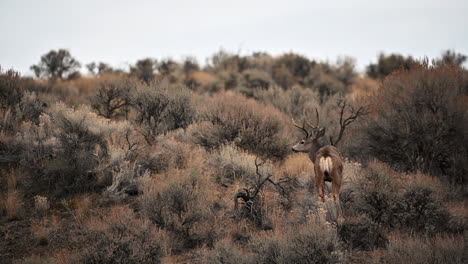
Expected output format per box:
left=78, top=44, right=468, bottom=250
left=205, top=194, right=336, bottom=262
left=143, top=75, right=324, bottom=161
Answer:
left=319, top=156, right=333, bottom=173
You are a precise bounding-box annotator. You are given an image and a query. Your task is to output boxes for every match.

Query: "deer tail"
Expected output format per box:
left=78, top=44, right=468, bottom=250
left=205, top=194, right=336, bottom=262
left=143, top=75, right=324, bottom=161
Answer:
left=319, top=156, right=333, bottom=177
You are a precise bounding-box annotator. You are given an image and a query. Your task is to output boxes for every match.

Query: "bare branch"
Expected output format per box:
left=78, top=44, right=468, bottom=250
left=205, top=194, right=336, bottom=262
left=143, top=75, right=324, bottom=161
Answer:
left=330, top=99, right=370, bottom=146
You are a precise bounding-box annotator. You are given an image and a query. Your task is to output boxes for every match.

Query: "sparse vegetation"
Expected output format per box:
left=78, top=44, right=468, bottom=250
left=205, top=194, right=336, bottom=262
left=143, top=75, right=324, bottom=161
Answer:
left=0, top=50, right=466, bottom=263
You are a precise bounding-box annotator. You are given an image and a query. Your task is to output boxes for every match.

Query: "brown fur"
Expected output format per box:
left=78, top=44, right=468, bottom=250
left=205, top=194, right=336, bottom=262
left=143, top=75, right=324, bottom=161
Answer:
left=314, top=145, right=343, bottom=202
left=291, top=114, right=344, bottom=203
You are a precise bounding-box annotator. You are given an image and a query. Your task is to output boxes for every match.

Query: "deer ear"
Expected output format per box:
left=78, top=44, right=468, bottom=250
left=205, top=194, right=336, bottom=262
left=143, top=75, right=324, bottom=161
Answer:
left=317, top=127, right=326, bottom=137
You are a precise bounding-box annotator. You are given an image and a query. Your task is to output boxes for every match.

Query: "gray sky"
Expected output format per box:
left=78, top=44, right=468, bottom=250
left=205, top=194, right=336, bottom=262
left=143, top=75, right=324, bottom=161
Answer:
left=1, top=0, right=467, bottom=75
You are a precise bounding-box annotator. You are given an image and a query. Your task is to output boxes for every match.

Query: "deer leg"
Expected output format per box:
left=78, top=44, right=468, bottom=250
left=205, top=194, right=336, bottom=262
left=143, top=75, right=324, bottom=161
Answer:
left=331, top=181, right=340, bottom=201
left=317, top=182, right=325, bottom=202
left=314, top=167, right=325, bottom=202
left=331, top=180, right=345, bottom=219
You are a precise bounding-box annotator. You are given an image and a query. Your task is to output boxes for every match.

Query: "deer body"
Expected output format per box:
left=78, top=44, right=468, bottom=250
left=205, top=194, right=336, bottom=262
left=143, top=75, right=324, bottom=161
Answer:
left=314, top=145, right=343, bottom=202
left=291, top=109, right=344, bottom=202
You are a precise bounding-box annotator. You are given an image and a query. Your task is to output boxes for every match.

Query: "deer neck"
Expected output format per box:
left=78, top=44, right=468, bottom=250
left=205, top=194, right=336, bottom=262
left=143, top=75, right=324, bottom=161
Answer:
left=308, top=139, right=322, bottom=164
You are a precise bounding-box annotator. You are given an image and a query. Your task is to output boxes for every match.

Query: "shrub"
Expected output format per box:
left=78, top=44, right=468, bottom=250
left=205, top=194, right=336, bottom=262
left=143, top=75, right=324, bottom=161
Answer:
left=379, top=234, right=464, bottom=264
left=353, top=161, right=400, bottom=227
left=140, top=136, right=192, bottom=174
left=72, top=205, right=165, bottom=264
left=209, top=50, right=250, bottom=73
left=397, top=186, right=450, bottom=234
left=352, top=161, right=455, bottom=234
left=311, top=73, right=346, bottom=100
left=0, top=69, right=23, bottom=112
left=208, top=144, right=258, bottom=185
left=254, top=86, right=320, bottom=119
left=130, top=58, right=157, bottom=84
left=139, top=172, right=214, bottom=251
left=0, top=70, right=45, bottom=134
left=364, top=62, right=468, bottom=184
left=15, top=103, right=130, bottom=196
left=105, top=160, right=148, bottom=199
left=249, top=218, right=342, bottom=264
left=193, top=92, right=290, bottom=159
left=434, top=50, right=467, bottom=67
left=30, top=49, right=81, bottom=81
left=205, top=239, right=253, bottom=264
left=238, top=69, right=273, bottom=96
left=91, top=77, right=136, bottom=118
left=272, top=53, right=314, bottom=88
left=132, top=83, right=194, bottom=144
left=366, top=53, right=414, bottom=78
left=338, top=216, right=387, bottom=251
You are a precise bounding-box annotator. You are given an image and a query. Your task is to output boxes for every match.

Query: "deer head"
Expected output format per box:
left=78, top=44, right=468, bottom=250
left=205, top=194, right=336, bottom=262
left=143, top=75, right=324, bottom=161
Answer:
left=291, top=108, right=325, bottom=153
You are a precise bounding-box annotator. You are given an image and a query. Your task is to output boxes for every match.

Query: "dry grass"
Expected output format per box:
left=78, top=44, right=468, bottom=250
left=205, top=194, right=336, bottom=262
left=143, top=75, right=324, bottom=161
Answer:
left=5, top=191, right=23, bottom=219
left=72, top=195, right=93, bottom=223
left=30, top=219, right=49, bottom=246
left=377, top=233, right=465, bottom=264
left=4, top=172, right=24, bottom=220
left=348, top=76, right=379, bottom=100
left=276, top=153, right=312, bottom=183
left=34, top=196, right=49, bottom=215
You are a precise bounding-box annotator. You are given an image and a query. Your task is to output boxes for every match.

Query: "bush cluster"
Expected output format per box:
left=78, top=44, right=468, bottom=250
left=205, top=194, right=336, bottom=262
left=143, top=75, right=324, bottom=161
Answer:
left=364, top=62, right=468, bottom=185
left=72, top=205, right=165, bottom=263
left=193, top=92, right=291, bottom=159
left=139, top=172, right=215, bottom=251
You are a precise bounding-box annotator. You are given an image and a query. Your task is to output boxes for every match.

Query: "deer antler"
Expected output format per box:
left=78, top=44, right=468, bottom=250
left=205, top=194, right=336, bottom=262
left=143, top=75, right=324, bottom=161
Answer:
left=304, top=108, right=320, bottom=130
left=291, top=118, right=309, bottom=138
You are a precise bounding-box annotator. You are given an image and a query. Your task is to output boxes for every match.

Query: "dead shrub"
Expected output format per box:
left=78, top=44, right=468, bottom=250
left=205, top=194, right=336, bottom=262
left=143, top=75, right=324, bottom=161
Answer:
left=90, top=77, right=136, bottom=118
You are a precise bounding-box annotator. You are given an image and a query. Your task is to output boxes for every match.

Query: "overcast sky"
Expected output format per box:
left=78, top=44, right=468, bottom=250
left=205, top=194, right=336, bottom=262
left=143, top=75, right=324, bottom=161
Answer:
left=1, top=0, right=467, bottom=75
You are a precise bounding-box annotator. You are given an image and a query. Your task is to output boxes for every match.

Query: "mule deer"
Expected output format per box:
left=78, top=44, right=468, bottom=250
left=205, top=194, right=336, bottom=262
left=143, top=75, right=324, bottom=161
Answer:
left=291, top=109, right=343, bottom=202
left=291, top=101, right=369, bottom=202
